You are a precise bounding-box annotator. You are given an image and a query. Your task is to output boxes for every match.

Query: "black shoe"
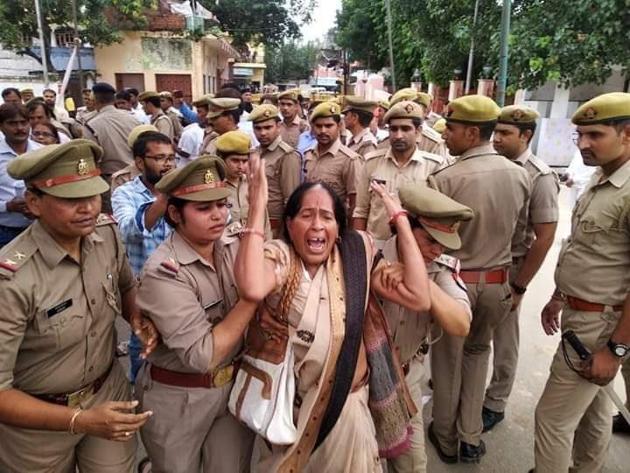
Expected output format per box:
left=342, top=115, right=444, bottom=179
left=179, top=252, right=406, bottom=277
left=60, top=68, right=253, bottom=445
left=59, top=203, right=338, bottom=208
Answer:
left=459, top=439, right=486, bottom=464
left=612, top=412, right=630, bottom=434
left=482, top=406, right=505, bottom=432
left=427, top=422, right=458, bottom=464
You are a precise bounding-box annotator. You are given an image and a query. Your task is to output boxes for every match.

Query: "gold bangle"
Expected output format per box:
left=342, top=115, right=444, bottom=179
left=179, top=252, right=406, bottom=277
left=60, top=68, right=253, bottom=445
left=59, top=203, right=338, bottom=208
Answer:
left=240, top=228, right=265, bottom=239
left=69, top=408, right=83, bottom=435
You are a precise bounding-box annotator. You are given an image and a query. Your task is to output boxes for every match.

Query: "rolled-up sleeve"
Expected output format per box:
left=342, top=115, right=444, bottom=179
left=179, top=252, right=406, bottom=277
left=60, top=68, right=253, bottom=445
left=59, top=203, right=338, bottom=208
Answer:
left=530, top=173, right=560, bottom=224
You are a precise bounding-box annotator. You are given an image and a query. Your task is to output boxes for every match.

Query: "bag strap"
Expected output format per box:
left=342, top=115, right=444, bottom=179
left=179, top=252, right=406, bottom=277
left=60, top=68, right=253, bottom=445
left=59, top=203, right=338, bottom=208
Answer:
left=315, top=230, right=368, bottom=449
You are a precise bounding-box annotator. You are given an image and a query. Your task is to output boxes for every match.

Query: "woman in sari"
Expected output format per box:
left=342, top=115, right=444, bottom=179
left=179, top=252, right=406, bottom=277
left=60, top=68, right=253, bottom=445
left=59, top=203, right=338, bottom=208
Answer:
left=235, top=153, right=431, bottom=472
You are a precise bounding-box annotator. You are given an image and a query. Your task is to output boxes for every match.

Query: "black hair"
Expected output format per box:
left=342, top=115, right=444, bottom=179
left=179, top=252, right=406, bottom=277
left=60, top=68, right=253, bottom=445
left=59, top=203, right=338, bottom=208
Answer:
left=26, top=99, right=53, bottom=118
left=515, top=122, right=537, bottom=144
left=164, top=196, right=187, bottom=227
left=312, top=115, right=341, bottom=125
left=0, top=103, right=29, bottom=123
left=126, top=88, right=139, bottom=97
left=81, top=88, right=92, bottom=94
left=216, top=88, right=242, bottom=100
left=219, top=108, right=242, bottom=124
left=132, top=132, right=173, bottom=158
left=282, top=181, right=347, bottom=242
left=32, top=121, right=60, bottom=143
left=115, top=90, right=132, bottom=102
left=146, top=96, right=161, bottom=108
left=478, top=122, right=496, bottom=141
left=2, top=88, right=21, bottom=99
left=93, top=89, right=115, bottom=104
left=351, top=109, right=374, bottom=128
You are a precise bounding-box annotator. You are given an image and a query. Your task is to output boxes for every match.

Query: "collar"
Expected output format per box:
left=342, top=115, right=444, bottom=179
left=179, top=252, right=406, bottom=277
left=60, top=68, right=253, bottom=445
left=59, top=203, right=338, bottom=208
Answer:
left=31, top=220, right=103, bottom=268
left=385, top=147, right=426, bottom=166
left=283, top=115, right=301, bottom=127
left=349, top=127, right=369, bottom=145
left=459, top=143, right=498, bottom=161
left=99, top=104, right=117, bottom=114
left=514, top=148, right=533, bottom=166
left=313, top=138, right=341, bottom=159
left=265, top=134, right=283, bottom=152
left=596, top=159, right=630, bottom=189
left=130, top=175, right=154, bottom=196
left=171, top=231, right=220, bottom=268
left=0, top=138, right=39, bottom=156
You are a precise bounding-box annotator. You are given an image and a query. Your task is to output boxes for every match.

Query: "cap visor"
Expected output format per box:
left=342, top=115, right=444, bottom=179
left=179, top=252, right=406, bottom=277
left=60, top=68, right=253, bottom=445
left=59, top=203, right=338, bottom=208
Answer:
left=177, top=188, right=231, bottom=202
left=425, top=226, right=461, bottom=250
left=41, top=176, right=110, bottom=199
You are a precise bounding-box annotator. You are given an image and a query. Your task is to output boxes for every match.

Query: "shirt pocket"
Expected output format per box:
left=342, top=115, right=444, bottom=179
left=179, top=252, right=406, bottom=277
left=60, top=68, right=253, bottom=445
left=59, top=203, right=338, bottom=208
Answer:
left=33, top=307, right=86, bottom=352
left=578, top=214, right=623, bottom=250
left=204, top=298, right=224, bottom=327
left=102, top=271, right=122, bottom=320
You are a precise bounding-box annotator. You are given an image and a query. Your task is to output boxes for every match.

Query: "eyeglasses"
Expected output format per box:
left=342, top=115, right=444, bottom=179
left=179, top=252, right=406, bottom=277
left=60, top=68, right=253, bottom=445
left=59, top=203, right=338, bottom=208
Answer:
left=144, top=154, right=177, bottom=164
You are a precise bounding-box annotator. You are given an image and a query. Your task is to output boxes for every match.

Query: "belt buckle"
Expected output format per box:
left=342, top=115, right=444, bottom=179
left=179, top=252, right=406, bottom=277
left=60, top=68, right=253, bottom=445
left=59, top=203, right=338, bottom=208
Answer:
left=213, top=365, right=234, bottom=388
left=67, top=387, right=92, bottom=408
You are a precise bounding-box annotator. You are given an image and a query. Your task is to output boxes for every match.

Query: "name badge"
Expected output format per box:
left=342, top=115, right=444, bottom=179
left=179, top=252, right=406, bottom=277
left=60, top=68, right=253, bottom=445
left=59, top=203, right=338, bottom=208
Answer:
left=47, top=299, right=73, bottom=318
left=203, top=299, right=223, bottom=310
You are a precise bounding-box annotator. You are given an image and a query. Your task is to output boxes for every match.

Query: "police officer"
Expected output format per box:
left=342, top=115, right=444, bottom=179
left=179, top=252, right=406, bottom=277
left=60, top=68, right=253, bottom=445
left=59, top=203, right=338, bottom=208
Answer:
left=201, top=97, right=242, bottom=155
left=159, top=91, right=184, bottom=143
left=0, top=139, right=152, bottom=472
left=382, top=183, right=473, bottom=473
left=533, top=92, right=630, bottom=473
left=343, top=95, right=379, bottom=158
left=138, top=91, right=174, bottom=140
left=483, top=105, right=559, bottom=431
left=353, top=101, right=444, bottom=248
left=249, top=104, right=301, bottom=237
left=428, top=95, right=530, bottom=463
left=136, top=156, right=255, bottom=473
left=303, top=101, right=361, bottom=216
left=278, top=89, right=310, bottom=149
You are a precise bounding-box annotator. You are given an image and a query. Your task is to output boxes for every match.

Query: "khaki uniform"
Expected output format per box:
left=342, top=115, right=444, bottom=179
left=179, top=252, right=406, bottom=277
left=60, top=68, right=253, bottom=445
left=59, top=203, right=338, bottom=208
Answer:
left=166, top=108, right=184, bottom=142
left=136, top=230, right=253, bottom=473
left=534, top=160, right=630, bottom=473
left=354, top=147, right=444, bottom=245
left=111, top=164, right=141, bottom=192
left=485, top=150, right=559, bottom=412
left=226, top=178, right=272, bottom=240
left=260, top=135, right=301, bottom=235
left=377, top=125, right=448, bottom=158
left=430, top=143, right=530, bottom=448
left=381, top=239, right=471, bottom=473
left=303, top=138, right=360, bottom=206
left=151, top=112, right=175, bottom=141
left=83, top=104, right=140, bottom=175
left=0, top=218, right=137, bottom=473
left=200, top=130, right=219, bottom=155
left=279, top=115, right=309, bottom=149
left=347, top=127, right=378, bottom=159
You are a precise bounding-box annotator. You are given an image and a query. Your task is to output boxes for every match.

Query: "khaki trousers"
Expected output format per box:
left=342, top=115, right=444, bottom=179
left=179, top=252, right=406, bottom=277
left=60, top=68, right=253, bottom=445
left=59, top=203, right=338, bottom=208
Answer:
left=430, top=331, right=465, bottom=456
left=0, top=361, right=136, bottom=473
left=485, top=261, right=523, bottom=412
left=137, top=363, right=253, bottom=473
left=458, top=280, right=512, bottom=446
left=388, top=358, right=427, bottom=473
left=534, top=306, right=621, bottom=473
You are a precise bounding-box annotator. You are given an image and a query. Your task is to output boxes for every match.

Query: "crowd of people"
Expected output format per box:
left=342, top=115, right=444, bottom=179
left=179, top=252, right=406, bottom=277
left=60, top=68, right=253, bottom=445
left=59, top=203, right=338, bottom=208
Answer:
left=0, top=80, right=628, bottom=473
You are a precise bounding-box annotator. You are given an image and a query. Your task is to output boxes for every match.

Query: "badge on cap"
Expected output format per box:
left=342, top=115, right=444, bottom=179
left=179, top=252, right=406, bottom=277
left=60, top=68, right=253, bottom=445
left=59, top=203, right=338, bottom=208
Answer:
left=77, top=159, right=89, bottom=176
left=204, top=169, right=216, bottom=184
left=263, top=110, right=271, bottom=118
left=330, top=105, right=338, bottom=114
left=405, top=104, right=414, bottom=114
left=583, top=108, right=597, bottom=120
left=511, top=109, right=524, bottom=121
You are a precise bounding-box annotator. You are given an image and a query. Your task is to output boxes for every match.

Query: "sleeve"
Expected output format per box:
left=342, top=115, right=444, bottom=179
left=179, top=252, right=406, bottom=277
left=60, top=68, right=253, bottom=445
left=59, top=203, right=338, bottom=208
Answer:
left=180, top=104, right=199, bottom=125
left=177, top=130, right=196, bottom=158
left=344, top=156, right=358, bottom=195
left=361, top=142, right=377, bottom=157
left=280, top=151, right=302, bottom=203
left=529, top=173, right=560, bottom=224
left=111, top=186, right=149, bottom=239
left=511, top=177, right=532, bottom=250
left=263, top=240, right=291, bottom=293
left=352, top=160, right=371, bottom=218
left=111, top=225, right=136, bottom=294
left=137, top=268, right=214, bottom=373
left=155, top=118, right=174, bottom=139
left=433, top=268, right=472, bottom=320
left=0, top=280, right=30, bottom=390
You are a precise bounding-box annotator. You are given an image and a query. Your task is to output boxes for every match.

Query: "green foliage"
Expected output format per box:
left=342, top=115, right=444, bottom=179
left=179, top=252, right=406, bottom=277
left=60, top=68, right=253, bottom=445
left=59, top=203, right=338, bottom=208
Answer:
left=265, top=41, right=320, bottom=84
left=336, top=0, right=629, bottom=90
left=0, top=0, right=156, bottom=70
left=202, top=0, right=316, bottom=49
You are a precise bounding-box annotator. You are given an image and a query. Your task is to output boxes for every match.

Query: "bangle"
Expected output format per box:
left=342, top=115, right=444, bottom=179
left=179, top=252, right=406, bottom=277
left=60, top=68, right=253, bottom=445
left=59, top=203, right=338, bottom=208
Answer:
left=240, top=228, right=265, bottom=239
left=389, top=210, right=409, bottom=226
left=551, top=290, right=566, bottom=302
left=69, top=408, right=83, bottom=435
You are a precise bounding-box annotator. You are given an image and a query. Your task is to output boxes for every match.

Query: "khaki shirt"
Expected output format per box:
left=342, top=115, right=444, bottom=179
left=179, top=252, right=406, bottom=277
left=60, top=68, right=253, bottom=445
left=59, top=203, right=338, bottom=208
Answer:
left=354, top=147, right=444, bottom=242
left=303, top=138, right=360, bottom=204
left=0, top=217, right=135, bottom=394
left=280, top=115, right=309, bottom=149
left=377, top=126, right=448, bottom=158
left=137, top=231, right=241, bottom=373
left=111, top=163, right=141, bottom=192
left=200, top=130, right=219, bottom=155
left=166, top=108, right=183, bottom=141
left=430, top=143, right=530, bottom=269
left=512, top=150, right=560, bottom=257
left=260, top=135, right=301, bottom=220
left=83, top=104, right=140, bottom=175
left=381, top=238, right=471, bottom=364
left=555, top=160, right=630, bottom=305
left=152, top=112, right=174, bottom=140
left=227, top=177, right=272, bottom=238
left=347, top=127, right=378, bottom=159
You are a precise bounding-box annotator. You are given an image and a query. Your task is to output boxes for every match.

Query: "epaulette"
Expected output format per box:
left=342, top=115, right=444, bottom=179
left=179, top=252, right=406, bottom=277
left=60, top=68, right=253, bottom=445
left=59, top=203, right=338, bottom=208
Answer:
left=96, top=213, right=117, bottom=226
left=364, top=147, right=387, bottom=161
left=417, top=150, right=445, bottom=164
left=278, top=140, right=294, bottom=153
left=0, top=241, right=37, bottom=279
left=526, top=154, right=552, bottom=176
left=421, top=126, right=444, bottom=144
left=158, top=257, right=180, bottom=276
left=434, top=254, right=460, bottom=272
left=338, top=144, right=360, bottom=160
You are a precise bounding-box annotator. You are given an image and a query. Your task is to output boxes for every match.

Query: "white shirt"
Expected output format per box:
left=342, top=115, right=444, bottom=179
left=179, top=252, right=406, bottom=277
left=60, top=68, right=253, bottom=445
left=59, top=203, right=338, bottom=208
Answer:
left=0, top=139, right=41, bottom=227
left=177, top=123, right=204, bottom=166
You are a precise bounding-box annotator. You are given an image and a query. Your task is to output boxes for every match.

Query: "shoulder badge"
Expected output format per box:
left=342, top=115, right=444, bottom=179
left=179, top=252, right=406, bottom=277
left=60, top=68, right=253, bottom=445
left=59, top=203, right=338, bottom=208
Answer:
left=224, top=221, right=244, bottom=240
left=434, top=253, right=459, bottom=271
left=364, top=147, right=387, bottom=161
left=96, top=213, right=117, bottom=226
left=159, top=257, right=180, bottom=275
left=278, top=140, right=293, bottom=153
left=0, top=242, right=37, bottom=279
left=339, top=144, right=359, bottom=160
left=527, top=154, right=552, bottom=176
left=421, top=126, right=443, bottom=143
left=419, top=150, right=445, bottom=164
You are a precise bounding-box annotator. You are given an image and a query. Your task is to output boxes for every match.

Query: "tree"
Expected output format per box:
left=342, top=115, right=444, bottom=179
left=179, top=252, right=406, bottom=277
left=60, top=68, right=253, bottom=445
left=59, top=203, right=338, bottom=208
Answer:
left=202, top=0, right=316, bottom=52
left=265, top=41, right=320, bottom=84
left=0, top=0, right=155, bottom=72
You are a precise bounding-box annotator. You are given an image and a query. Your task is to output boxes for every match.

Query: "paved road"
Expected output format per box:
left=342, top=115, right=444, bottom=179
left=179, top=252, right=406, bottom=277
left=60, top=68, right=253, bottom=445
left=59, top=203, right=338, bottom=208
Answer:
left=116, top=188, right=630, bottom=472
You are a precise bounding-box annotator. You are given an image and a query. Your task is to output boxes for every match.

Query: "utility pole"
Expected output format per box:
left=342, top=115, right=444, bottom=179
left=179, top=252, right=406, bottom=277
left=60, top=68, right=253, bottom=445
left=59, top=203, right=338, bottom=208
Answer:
left=34, top=0, right=49, bottom=86
left=496, top=0, right=511, bottom=106
left=385, top=0, right=396, bottom=90
left=71, top=0, right=84, bottom=90
left=464, top=0, right=481, bottom=94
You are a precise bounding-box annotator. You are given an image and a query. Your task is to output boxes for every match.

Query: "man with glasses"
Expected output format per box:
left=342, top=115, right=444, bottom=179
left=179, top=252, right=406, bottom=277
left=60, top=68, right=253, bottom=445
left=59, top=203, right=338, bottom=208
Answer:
left=111, top=131, right=175, bottom=383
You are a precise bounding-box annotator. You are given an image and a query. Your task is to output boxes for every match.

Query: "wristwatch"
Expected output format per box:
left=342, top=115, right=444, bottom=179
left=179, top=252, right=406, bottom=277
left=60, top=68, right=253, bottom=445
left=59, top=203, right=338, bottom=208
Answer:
left=510, top=282, right=527, bottom=295
left=607, top=339, right=630, bottom=358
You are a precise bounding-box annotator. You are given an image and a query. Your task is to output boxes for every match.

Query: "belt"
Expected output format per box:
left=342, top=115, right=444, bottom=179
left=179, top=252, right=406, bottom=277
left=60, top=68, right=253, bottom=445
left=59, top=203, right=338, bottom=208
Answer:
left=34, top=363, right=113, bottom=407
left=401, top=343, right=429, bottom=375
left=150, top=362, right=239, bottom=389
left=459, top=268, right=508, bottom=284
left=269, top=218, right=282, bottom=230
left=566, top=296, right=623, bottom=313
